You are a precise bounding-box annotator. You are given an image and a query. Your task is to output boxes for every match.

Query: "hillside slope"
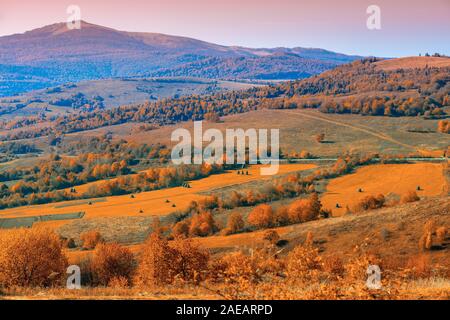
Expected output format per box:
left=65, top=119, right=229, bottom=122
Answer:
left=1, top=56, right=449, bottom=141
left=201, top=196, right=449, bottom=265
left=375, top=56, right=450, bottom=71
left=0, top=78, right=259, bottom=119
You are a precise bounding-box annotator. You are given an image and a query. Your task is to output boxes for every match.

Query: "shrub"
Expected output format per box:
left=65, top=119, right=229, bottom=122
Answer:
left=406, top=254, right=432, bottom=278
left=323, top=256, right=345, bottom=278
left=151, top=217, right=163, bottom=235
left=401, top=191, right=420, bottom=203
left=288, top=193, right=321, bottom=224
left=198, top=195, right=219, bottom=211
left=418, top=232, right=433, bottom=251
left=171, top=237, right=210, bottom=284
left=247, top=204, right=275, bottom=229
left=345, top=253, right=381, bottom=283
left=172, top=220, right=190, bottom=238
left=286, top=245, right=322, bottom=281
left=215, top=249, right=282, bottom=298
left=437, top=120, right=450, bottom=133
left=216, top=252, right=261, bottom=298
left=304, top=231, right=314, bottom=247
left=80, top=230, right=103, bottom=249
left=189, top=211, right=217, bottom=237
left=275, top=206, right=290, bottom=226
left=262, top=230, right=280, bottom=245
left=0, top=228, right=67, bottom=287
left=354, top=194, right=385, bottom=212
left=108, top=276, right=130, bottom=289
left=436, top=227, right=447, bottom=245
left=91, top=243, right=136, bottom=287
left=419, top=220, right=447, bottom=250
left=315, top=133, right=325, bottom=143
left=136, top=233, right=178, bottom=286
left=229, top=191, right=244, bottom=208
left=226, top=212, right=245, bottom=234
left=423, top=219, right=435, bottom=234
left=136, top=234, right=209, bottom=286
left=72, top=256, right=94, bottom=286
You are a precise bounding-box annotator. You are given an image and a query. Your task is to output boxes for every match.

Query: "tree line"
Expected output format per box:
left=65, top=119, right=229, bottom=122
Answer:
left=1, top=58, right=448, bottom=141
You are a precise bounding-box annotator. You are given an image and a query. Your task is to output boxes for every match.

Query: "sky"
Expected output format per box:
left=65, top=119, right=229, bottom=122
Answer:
left=0, top=0, right=449, bottom=57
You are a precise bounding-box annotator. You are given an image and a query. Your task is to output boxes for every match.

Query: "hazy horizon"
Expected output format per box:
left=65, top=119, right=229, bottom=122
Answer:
left=0, top=0, right=449, bottom=57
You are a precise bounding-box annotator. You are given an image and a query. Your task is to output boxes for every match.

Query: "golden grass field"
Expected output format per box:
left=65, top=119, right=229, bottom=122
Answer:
left=64, top=195, right=449, bottom=269
left=1, top=163, right=316, bottom=227
left=197, top=196, right=450, bottom=262
left=374, top=56, right=450, bottom=71
left=59, top=162, right=448, bottom=264
left=60, top=108, right=449, bottom=158
left=321, top=162, right=448, bottom=216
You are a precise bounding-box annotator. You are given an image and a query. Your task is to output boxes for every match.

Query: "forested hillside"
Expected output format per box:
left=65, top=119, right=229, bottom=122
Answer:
left=1, top=57, right=449, bottom=141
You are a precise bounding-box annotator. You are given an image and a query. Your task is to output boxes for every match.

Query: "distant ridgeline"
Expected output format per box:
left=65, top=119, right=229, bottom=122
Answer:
left=1, top=57, right=449, bottom=141
left=0, top=21, right=361, bottom=97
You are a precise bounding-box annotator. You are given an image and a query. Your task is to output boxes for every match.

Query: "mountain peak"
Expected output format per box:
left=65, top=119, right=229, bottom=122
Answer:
left=23, top=20, right=116, bottom=37
left=0, top=21, right=363, bottom=96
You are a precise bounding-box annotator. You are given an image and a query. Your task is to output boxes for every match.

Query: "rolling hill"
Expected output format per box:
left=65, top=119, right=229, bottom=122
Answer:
left=0, top=21, right=361, bottom=96
left=1, top=56, right=449, bottom=143
left=0, top=77, right=259, bottom=119
left=374, top=56, right=450, bottom=71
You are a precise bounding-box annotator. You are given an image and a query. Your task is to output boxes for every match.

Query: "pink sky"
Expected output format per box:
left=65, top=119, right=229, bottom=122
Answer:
left=0, top=0, right=449, bottom=56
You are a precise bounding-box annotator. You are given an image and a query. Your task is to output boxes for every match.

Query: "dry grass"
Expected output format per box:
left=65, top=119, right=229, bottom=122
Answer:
left=2, top=277, right=448, bottom=300
left=66, top=108, right=449, bottom=158
left=1, top=196, right=448, bottom=300
left=0, top=164, right=315, bottom=227
left=321, top=163, right=447, bottom=216
left=197, top=196, right=450, bottom=263
left=374, top=56, right=450, bottom=71
left=65, top=195, right=449, bottom=267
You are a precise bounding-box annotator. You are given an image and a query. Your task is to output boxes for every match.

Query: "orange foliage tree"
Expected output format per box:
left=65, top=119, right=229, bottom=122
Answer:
left=170, top=237, right=210, bottom=284
left=226, top=212, right=245, bottom=234
left=172, top=220, right=190, bottom=238
left=247, top=204, right=275, bottom=229
left=91, top=243, right=136, bottom=287
left=288, top=193, right=322, bottom=224
left=0, top=228, right=67, bottom=287
left=189, top=211, right=217, bottom=237
left=136, top=233, right=177, bottom=286
left=80, top=230, right=104, bottom=249
left=136, top=234, right=209, bottom=286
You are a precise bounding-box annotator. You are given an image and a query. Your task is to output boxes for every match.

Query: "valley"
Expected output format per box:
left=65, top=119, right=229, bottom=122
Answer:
left=0, top=21, right=448, bottom=300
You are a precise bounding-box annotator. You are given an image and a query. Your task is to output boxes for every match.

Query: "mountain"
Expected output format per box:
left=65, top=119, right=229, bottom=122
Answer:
left=0, top=21, right=361, bottom=96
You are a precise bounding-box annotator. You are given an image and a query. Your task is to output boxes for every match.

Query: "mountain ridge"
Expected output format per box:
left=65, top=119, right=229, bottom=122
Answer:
left=0, top=21, right=362, bottom=96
